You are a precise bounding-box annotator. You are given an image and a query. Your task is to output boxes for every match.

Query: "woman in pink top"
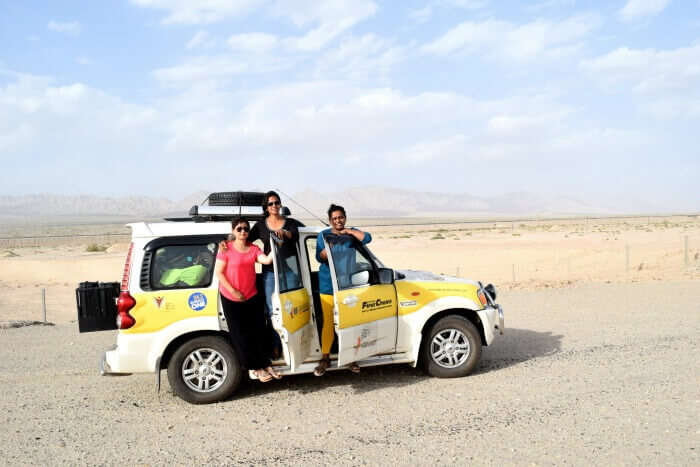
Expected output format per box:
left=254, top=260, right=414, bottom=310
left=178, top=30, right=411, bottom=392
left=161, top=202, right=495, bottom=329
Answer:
left=215, top=218, right=280, bottom=382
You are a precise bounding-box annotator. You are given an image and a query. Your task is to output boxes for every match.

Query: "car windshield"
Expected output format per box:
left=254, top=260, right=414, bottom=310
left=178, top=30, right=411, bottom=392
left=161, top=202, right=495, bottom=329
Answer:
left=365, top=244, right=384, bottom=268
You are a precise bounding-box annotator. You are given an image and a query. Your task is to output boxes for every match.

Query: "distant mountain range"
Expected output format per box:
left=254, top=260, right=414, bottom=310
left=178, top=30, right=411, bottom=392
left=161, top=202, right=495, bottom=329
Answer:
left=0, top=187, right=673, bottom=222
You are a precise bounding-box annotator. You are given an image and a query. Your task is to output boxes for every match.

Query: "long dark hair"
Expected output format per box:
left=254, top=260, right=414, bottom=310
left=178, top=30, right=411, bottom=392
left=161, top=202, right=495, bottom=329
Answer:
left=262, top=190, right=281, bottom=218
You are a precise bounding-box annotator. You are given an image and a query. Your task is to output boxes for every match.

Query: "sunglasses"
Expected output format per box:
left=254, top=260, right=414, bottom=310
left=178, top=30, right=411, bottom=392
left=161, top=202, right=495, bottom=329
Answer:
left=235, top=226, right=250, bottom=232
left=267, top=200, right=281, bottom=207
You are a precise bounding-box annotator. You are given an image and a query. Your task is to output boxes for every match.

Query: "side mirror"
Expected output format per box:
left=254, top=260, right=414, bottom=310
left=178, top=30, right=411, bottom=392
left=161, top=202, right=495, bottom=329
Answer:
left=351, top=270, right=370, bottom=286
left=377, top=268, right=394, bottom=285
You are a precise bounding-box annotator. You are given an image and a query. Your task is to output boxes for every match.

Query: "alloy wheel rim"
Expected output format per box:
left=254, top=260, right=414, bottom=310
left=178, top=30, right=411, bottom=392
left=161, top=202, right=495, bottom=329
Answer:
left=182, top=348, right=228, bottom=393
left=430, top=329, right=471, bottom=369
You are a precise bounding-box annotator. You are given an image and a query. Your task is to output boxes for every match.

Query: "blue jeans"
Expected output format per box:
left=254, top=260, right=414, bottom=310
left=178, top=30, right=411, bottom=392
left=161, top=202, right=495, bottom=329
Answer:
left=263, top=269, right=301, bottom=316
left=262, top=270, right=275, bottom=318
left=262, top=270, right=282, bottom=355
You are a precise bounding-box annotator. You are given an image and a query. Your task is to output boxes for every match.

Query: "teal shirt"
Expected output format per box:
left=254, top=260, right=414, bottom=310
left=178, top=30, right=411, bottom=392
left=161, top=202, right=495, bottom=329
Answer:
left=316, top=228, right=372, bottom=295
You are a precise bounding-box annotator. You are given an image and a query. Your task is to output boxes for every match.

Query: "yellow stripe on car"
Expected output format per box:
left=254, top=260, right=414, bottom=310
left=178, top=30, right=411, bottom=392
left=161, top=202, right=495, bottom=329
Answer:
left=396, top=281, right=482, bottom=315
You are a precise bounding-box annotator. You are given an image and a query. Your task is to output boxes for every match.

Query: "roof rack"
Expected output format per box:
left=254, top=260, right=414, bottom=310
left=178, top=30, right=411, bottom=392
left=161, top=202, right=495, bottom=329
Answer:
left=164, top=191, right=291, bottom=222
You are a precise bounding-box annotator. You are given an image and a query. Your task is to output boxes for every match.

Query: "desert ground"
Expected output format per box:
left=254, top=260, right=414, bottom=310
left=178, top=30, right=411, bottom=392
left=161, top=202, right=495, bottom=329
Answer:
left=0, top=215, right=698, bottom=465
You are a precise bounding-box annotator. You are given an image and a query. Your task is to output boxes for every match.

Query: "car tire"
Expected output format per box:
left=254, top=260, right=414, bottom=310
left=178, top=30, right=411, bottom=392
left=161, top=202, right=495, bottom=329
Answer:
left=167, top=335, right=242, bottom=404
left=422, top=315, right=482, bottom=378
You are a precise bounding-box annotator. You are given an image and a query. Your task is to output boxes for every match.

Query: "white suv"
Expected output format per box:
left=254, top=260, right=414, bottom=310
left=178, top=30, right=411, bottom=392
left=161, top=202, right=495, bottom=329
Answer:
left=77, top=192, right=504, bottom=404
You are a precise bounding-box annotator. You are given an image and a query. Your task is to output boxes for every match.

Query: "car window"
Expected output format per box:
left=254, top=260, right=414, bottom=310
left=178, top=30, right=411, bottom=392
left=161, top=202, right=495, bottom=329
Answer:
left=276, top=245, right=303, bottom=293
left=151, top=243, right=216, bottom=290
left=305, top=237, right=321, bottom=273
left=327, top=235, right=375, bottom=290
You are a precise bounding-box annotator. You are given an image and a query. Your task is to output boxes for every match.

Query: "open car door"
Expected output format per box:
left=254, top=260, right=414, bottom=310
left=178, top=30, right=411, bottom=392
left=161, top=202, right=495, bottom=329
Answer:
left=325, top=234, right=397, bottom=366
left=270, top=236, right=313, bottom=371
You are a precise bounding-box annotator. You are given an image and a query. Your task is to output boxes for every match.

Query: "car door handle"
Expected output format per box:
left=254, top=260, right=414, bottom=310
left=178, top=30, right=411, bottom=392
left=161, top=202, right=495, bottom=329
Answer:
left=342, top=295, right=358, bottom=306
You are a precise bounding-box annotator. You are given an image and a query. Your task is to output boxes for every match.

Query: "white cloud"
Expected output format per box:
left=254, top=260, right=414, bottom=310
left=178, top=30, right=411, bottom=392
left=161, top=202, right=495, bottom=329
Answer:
left=443, top=0, right=489, bottom=9
left=526, top=0, right=576, bottom=11
left=47, top=20, right=81, bottom=35
left=152, top=80, right=615, bottom=172
left=186, top=30, right=216, bottom=50
left=408, top=6, right=433, bottom=24
left=228, top=32, right=279, bottom=52
left=0, top=69, right=678, bottom=202
left=0, top=73, right=160, bottom=171
left=313, top=34, right=405, bottom=81
left=580, top=43, right=700, bottom=93
left=421, top=14, right=601, bottom=61
left=272, top=0, right=378, bottom=51
left=386, top=134, right=468, bottom=165
left=580, top=43, right=700, bottom=119
left=129, top=0, right=263, bottom=24
left=619, top=0, right=672, bottom=22
left=153, top=57, right=248, bottom=83
left=152, top=53, right=296, bottom=85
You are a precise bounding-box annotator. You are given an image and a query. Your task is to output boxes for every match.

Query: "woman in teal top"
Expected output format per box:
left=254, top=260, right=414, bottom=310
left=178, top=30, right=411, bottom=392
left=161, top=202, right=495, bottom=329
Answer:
left=314, top=204, right=371, bottom=376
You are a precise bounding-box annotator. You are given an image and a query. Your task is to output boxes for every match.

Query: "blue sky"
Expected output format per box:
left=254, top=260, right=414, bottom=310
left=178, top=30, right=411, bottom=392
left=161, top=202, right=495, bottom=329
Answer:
left=0, top=0, right=699, bottom=210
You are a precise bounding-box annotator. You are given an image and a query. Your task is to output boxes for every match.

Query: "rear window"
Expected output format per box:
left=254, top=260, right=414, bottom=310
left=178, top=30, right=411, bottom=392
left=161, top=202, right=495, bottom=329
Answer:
left=147, top=243, right=217, bottom=290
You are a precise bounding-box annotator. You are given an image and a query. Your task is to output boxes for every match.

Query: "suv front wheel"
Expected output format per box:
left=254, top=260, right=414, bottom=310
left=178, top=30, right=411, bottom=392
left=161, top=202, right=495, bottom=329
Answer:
left=422, top=315, right=481, bottom=378
left=167, top=335, right=242, bottom=404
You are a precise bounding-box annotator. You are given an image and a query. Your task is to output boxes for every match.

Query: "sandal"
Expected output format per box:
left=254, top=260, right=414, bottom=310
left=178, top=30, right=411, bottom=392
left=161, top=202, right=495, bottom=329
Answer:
left=349, top=362, right=361, bottom=374
left=255, top=369, right=273, bottom=383
left=266, top=366, right=282, bottom=380
left=314, top=357, right=330, bottom=377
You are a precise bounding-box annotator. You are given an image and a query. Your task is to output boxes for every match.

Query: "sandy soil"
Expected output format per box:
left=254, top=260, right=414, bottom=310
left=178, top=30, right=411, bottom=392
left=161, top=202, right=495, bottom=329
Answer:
left=0, top=217, right=698, bottom=465
left=0, top=280, right=698, bottom=465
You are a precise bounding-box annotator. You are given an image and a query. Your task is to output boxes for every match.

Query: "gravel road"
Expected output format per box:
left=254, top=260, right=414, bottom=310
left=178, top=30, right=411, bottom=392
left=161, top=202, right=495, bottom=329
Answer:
left=1, top=280, right=698, bottom=466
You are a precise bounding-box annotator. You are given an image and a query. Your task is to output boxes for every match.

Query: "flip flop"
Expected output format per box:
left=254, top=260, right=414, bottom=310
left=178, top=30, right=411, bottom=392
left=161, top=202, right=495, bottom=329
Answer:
left=255, top=369, right=273, bottom=383
left=349, top=362, right=361, bottom=374
left=314, top=358, right=330, bottom=377
left=266, top=366, right=282, bottom=380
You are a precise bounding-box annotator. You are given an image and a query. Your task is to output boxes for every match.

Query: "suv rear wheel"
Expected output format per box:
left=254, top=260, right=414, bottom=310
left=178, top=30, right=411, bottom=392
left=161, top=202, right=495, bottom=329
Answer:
left=167, top=336, right=241, bottom=404
left=422, top=315, right=481, bottom=378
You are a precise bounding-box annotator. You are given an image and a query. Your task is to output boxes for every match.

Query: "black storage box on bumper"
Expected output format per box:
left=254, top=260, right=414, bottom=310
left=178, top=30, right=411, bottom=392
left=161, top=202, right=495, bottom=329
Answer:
left=76, top=281, right=120, bottom=332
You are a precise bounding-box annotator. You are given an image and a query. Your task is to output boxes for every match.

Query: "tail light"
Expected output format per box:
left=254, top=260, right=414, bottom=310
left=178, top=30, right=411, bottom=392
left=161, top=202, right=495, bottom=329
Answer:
left=117, top=243, right=136, bottom=329
left=117, top=292, right=136, bottom=329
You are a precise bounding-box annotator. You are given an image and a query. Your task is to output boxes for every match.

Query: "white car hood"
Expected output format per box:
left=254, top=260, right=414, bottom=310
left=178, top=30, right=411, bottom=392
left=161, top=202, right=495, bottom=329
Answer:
left=396, top=269, right=480, bottom=287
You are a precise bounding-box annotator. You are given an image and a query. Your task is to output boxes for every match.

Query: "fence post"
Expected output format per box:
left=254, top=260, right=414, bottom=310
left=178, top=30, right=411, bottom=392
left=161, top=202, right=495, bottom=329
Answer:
left=42, top=288, right=47, bottom=323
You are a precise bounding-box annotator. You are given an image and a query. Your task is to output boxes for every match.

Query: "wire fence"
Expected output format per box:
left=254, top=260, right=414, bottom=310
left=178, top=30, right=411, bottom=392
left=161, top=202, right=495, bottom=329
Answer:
left=0, top=214, right=698, bottom=323
left=0, top=233, right=130, bottom=249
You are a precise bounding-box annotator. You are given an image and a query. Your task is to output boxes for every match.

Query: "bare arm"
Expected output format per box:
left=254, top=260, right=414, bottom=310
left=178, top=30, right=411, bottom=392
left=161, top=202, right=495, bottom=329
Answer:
left=257, top=253, right=273, bottom=265
left=340, top=228, right=366, bottom=242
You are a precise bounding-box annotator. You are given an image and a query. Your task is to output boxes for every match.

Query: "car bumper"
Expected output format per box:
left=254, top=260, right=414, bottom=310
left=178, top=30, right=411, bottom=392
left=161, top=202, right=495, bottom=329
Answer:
left=100, top=345, right=131, bottom=376
left=496, top=304, right=505, bottom=335
left=477, top=304, right=504, bottom=345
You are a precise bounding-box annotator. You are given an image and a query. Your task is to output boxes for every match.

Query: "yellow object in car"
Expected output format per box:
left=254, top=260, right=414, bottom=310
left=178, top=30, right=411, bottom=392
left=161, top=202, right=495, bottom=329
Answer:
left=159, top=264, right=209, bottom=287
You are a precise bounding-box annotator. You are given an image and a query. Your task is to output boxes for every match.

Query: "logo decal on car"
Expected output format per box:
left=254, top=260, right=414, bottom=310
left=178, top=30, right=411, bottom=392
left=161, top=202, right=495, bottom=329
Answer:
left=188, top=292, right=207, bottom=311
left=361, top=298, right=393, bottom=312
